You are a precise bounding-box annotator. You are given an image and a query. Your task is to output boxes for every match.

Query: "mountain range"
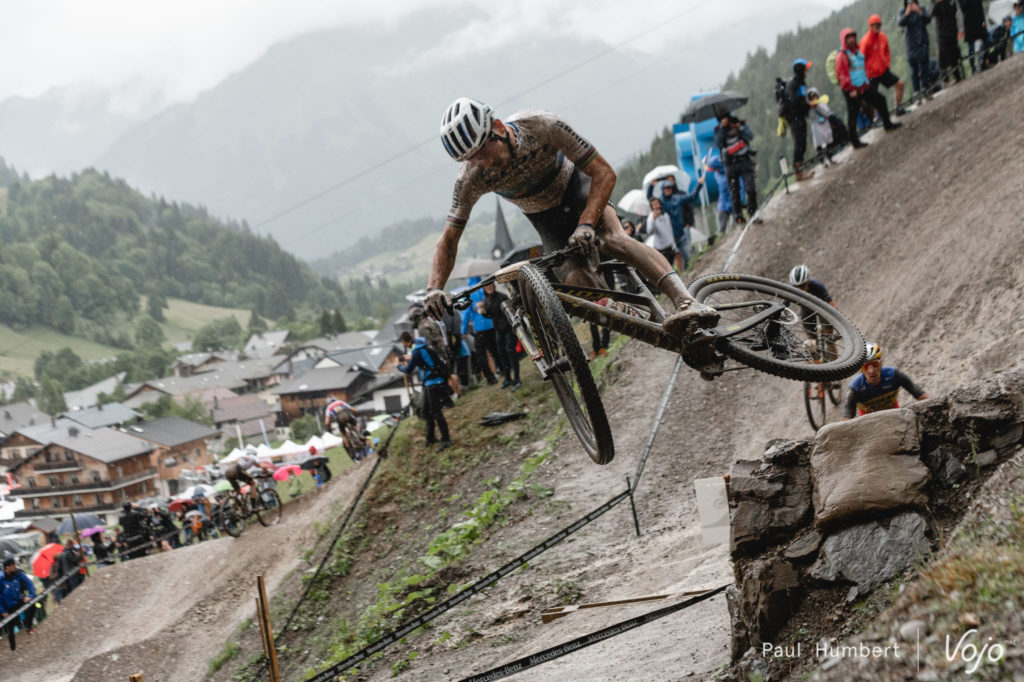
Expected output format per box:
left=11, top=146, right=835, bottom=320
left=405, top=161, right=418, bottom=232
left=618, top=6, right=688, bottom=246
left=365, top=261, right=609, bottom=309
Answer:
left=0, top=3, right=846, bottom=261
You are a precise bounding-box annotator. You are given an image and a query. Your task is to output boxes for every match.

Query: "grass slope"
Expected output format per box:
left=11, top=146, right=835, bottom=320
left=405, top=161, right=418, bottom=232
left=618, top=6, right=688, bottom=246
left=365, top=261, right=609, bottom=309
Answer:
left=0, top=325, right=122, bottom=379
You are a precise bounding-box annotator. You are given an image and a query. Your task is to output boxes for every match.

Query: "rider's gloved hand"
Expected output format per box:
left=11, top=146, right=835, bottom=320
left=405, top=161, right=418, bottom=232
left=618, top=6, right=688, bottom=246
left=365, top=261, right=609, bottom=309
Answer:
left=424, top=287, right=451, bottom=320
left=568, top=223, right=597, bottom=254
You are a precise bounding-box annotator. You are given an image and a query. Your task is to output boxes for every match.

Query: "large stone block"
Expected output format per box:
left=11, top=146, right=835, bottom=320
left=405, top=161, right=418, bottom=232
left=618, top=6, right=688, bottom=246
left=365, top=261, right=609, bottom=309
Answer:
left=812, top=409, right=929, bottom=525
left=735, top=557, right=802, bottom=650
left=808, top=512, right=931, bottom=598
left=947, top=369, right=1024, bottom=426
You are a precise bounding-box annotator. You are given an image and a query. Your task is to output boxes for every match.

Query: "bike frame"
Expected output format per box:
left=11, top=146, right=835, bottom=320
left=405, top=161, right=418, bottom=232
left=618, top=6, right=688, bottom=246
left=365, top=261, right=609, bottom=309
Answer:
left=452, top=246, right=796, bottom=374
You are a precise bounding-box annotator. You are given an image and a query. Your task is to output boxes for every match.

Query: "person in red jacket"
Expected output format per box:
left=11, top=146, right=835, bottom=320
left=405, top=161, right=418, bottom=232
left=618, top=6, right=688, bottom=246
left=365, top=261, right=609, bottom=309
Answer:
left=835, top=27, right=900, bottom=148
left=860, top=14, right=906, bottom=114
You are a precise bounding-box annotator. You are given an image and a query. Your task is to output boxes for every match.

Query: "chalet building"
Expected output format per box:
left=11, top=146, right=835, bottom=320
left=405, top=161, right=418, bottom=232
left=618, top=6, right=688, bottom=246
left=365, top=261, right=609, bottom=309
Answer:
left=125, top=416, right=219, bottom=497
left=315, top=343, right=403, bottom=374
left=0, top=418, right=77, bottom=476
left=63, top=402, right=139, bottom=430
left=169, top=350, right=239, bottom=378
left=243, top=330, right=290, bottom=359
left=210, top=394, right=278, bottom=446
left=9, top=427, right=158, bottom=525
left=0, top=402, right=49, bottom=440
left=273, top=366, right=375, bottom=421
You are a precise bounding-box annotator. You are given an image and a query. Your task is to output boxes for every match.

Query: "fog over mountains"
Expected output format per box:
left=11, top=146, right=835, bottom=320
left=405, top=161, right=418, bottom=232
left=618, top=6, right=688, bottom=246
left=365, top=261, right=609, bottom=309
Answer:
left=0, top=3, right=840, bottom=260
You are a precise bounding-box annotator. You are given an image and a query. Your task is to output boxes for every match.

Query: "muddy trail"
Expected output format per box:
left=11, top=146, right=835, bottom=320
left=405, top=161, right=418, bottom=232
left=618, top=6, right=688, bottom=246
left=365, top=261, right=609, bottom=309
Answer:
left=4, top=56, right=1023, bottom=682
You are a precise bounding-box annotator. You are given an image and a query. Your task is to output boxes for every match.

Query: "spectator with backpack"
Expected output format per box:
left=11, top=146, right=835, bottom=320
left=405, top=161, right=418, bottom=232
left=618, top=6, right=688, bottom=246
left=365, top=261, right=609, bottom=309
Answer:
left=782, top=58, right=814, bottom=181
left=835, top=27, right=899, bottom=147
left=899, top=1, right=933, bottom=102
left=713, top=110, right=758, bottom=225
left=399, top=326, right=454, bottom=451
left=861, top=15, right=907, bottom=115
left=459, top=279, right=499, bottom=387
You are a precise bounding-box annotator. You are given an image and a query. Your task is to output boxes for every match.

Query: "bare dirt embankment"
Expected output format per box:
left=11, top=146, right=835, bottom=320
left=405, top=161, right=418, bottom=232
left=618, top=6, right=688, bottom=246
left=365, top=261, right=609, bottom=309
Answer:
left=4, top=55, right=1023, bottom=682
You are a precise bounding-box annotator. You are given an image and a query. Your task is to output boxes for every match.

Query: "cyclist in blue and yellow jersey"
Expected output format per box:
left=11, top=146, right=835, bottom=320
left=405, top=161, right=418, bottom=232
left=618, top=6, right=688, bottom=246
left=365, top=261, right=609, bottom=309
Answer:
left=842, top=343, right=928, bottom=419
left=424, top=97, right=719, bottom=338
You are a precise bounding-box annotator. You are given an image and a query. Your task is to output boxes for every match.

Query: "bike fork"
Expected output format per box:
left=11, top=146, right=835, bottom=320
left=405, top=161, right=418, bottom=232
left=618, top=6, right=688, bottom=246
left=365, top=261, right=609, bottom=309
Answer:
left=502, top=298, right=550, bottom=378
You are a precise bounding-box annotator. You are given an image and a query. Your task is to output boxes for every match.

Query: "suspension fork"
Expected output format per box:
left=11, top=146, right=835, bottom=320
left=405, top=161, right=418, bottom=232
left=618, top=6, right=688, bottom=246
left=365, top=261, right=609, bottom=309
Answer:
left=501, top=294, right=551, bottom=378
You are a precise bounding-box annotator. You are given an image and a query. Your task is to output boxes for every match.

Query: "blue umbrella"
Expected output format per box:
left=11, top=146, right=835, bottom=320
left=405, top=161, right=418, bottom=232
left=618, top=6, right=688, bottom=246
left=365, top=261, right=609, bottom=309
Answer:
left=56, top=513, right=106, bottom=535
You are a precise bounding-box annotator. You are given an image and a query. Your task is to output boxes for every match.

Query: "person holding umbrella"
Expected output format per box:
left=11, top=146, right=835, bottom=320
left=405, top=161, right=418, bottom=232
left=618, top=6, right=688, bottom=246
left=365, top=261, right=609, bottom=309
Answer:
left=1, top=557, right=37, bottom=648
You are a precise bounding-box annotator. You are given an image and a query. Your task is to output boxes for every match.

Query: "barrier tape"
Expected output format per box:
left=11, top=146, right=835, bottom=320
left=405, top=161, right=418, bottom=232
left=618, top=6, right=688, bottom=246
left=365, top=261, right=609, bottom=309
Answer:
left=305, top=488, right=631, bottom=681
left=459, top=584, right=729, bottom=682
left=0, top=569, right=77, bottom=630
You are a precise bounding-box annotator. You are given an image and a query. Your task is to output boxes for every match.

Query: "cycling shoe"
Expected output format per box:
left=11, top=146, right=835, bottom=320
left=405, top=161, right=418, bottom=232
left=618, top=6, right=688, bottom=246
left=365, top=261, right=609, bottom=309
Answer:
left=663, top=302, right=720, bottom=338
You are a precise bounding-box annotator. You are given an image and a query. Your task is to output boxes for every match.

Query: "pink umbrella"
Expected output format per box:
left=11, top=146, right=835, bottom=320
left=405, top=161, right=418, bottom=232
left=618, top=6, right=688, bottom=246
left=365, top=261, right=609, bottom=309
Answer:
left=273, top=464, right=305, bottom=481
left=81, top=526, right=106, bottom=538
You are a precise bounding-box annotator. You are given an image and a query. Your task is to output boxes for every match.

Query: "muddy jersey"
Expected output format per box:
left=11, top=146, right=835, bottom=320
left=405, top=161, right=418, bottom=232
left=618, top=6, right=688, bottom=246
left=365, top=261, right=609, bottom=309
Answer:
left=842, top=366, right=925, bottom=419
left=446, top=110, right=599, bottom=227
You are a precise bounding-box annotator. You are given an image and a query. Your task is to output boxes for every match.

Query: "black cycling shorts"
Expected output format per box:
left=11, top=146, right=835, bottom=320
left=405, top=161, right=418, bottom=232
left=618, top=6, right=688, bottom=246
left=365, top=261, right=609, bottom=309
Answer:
left=225, top=463, right=254, bottom=492
left=523, top=168, right=591, bottom=254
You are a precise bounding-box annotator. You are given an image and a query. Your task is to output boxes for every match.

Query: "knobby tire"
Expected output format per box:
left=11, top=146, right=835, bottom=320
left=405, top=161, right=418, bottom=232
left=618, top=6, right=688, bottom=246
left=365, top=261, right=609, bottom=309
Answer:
left=690, top=274, right=865, bottom=381
left=256, top=489, right=282, bottom=527
left=220, top=495, right=246, bottom=538
left=518, top=264, right=614, bottom=465
left=804, top=382, right=827, bottom=431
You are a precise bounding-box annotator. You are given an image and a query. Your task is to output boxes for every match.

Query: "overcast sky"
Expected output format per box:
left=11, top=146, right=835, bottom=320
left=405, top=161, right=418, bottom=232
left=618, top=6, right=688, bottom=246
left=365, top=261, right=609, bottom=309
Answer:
left=0, top=0, right=854, bottom=112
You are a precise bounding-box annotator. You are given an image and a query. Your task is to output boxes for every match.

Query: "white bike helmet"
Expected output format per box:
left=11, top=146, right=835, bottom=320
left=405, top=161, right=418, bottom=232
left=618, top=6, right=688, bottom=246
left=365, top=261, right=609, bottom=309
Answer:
left=789, top=264, right=810, bottom=287
left=440, top=97, right=494, bottom=161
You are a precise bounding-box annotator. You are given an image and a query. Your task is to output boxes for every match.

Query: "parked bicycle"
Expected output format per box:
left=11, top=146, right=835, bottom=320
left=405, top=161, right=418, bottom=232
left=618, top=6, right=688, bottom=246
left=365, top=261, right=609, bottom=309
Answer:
left=450, top=244, right=865, bottom=464
left=218, top=475, right=282, bottom=538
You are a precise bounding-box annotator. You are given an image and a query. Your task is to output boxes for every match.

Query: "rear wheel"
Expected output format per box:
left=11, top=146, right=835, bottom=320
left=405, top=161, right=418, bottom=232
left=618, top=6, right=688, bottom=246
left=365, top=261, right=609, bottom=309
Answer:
left=690, top=274, right=864, bottom=381
left=804, top=381, right=828, bottom=431
left=219, top=495, right=246, bottom=538
left=256, top=489, right=282, bottom=527
left=518, top=264, right=614, bottom=464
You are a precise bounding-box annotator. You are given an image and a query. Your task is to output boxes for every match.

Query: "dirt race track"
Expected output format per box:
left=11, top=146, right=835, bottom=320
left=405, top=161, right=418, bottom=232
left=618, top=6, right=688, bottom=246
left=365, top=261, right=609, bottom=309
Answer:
left=4, top=56, right=1024, bottom=681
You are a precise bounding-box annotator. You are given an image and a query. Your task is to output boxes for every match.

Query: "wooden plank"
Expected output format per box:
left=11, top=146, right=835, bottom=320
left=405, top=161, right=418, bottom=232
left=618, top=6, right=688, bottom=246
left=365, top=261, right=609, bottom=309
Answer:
left=541, top=590, right=710, bottom=624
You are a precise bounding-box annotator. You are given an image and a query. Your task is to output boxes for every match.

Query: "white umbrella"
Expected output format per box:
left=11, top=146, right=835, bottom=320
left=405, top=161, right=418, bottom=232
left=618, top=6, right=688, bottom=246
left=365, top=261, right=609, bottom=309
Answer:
left=616, top=189, right=651, bottom=216
left=643, top=165, right=686, bottom=189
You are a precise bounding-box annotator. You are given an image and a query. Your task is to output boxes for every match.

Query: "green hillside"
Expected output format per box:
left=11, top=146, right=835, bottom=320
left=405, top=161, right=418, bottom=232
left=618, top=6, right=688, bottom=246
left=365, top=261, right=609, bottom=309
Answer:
left=0, top=163, right=343, bottom=350
left=0, top=324, right=121, bottom=379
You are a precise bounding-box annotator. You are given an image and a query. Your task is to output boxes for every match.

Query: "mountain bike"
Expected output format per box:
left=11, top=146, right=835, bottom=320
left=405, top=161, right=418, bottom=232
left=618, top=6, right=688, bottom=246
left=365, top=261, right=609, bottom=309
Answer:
left=218, top=476, right=283, bottom=538
left=802, top=321, right=844, bottom=431
left=450, top=245, right=865, bottom=465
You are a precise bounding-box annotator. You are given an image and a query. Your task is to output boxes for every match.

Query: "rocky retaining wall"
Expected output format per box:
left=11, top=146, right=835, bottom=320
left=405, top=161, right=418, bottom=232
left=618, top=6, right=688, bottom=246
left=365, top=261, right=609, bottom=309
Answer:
left=725, top=367, right=1024, bottom=666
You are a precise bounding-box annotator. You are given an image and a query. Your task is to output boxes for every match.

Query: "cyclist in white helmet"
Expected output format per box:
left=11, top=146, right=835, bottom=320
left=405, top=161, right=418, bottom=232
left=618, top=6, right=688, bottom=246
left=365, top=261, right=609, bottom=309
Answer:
left=425, top=97, right=719, bottom=337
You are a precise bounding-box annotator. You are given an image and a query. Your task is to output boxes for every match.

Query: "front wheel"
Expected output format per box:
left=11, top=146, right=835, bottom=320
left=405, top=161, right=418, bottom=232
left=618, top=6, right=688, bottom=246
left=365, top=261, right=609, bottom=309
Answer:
left=690, top=274, right=865, bottom=381
left=219, top=496, right=246, bottom=538
left=804, top=382, right=827, bottom=431
left=518, top=264, right=614, bottom=464
left=256, top=489, right=282, bottom=527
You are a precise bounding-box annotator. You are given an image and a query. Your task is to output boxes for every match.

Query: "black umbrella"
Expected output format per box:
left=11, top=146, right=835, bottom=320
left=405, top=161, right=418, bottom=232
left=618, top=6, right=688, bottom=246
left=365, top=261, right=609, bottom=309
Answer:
left=56, top=513, right=106, bottom=535
left=0, top=539, right=22, bottom=558
left=679, top=91, right=749, bottom=124
left=299, top=455, right=329, bottom=471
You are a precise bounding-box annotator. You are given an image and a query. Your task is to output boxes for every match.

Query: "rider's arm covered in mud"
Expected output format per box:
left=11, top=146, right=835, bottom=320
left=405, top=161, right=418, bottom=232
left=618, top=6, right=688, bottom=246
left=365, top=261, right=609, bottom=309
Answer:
left=430, top=171, right=484, bottom=290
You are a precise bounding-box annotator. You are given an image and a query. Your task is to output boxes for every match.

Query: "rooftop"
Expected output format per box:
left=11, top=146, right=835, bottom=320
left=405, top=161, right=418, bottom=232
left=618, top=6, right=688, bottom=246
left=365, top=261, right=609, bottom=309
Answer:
left=124, top=416, right=219, bottom=448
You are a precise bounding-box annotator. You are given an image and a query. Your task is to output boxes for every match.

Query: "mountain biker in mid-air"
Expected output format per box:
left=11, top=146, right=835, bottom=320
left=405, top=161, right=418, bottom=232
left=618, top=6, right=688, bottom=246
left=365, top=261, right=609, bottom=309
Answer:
left=843, top=342, right=928, bottom=419
left=424, top=97, right=719, bottom=336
